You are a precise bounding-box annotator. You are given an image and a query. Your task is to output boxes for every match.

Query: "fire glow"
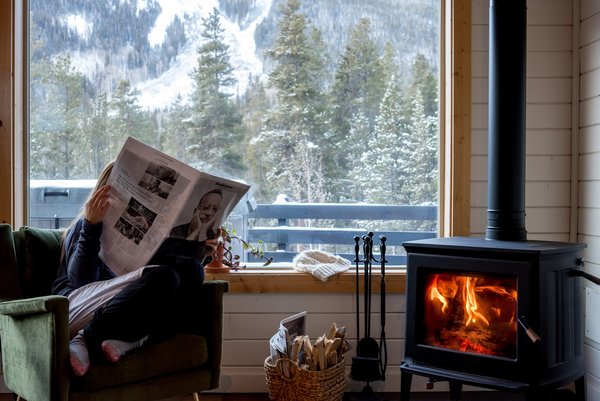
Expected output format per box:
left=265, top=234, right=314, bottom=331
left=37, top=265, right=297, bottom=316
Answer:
left=423, top=273, right=518, bottom=358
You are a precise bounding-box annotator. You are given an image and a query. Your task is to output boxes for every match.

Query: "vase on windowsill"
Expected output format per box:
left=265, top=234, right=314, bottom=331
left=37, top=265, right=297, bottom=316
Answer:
left=204, top=242, right=229, bottom=273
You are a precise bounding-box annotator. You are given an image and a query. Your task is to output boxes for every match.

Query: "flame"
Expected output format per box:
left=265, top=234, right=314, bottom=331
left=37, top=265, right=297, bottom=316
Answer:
left=429, top=275, right=449, bottom=313
left=423, top=272, right=518, bottom=357
left=463, top=277, right=489, bottom=326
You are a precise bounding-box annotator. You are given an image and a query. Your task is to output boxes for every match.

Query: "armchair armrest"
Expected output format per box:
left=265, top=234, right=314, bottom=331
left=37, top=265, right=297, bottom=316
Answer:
left=196, top=280, right=229, bottom=389
left=0, top=295, right=70, bottom=401
left=0, top=295, right=67, bottom=317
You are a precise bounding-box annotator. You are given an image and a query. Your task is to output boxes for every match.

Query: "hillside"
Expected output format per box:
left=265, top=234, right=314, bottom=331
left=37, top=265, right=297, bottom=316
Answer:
left=30, top=0, right=439, bottom=110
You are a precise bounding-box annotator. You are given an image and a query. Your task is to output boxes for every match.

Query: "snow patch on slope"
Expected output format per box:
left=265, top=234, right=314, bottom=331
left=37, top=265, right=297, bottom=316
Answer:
left=136, top=0, right=273, bottom=110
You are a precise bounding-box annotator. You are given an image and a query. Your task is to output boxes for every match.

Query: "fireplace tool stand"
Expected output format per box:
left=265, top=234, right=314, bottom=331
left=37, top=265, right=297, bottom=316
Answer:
left=346, top=233, right=388, bottom=401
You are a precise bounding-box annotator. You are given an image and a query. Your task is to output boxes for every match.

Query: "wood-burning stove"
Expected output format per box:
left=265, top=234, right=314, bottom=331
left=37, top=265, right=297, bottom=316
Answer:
left=400, top=0, right=589, bottom=400
left=400, top=237, right=586, bottom=400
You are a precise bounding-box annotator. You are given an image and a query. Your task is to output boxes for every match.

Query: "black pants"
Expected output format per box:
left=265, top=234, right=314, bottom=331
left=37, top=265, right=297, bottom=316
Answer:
left=83, top=262, right=204, bottom=355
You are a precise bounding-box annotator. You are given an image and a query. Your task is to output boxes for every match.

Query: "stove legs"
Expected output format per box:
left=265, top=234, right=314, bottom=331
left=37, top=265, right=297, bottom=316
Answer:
left=400, top=373, right=586, bottom=401
left=448, top=380, right=462, bottom=400
left=575, top=375, right=586, bottom=401
left=400, top=373, right=463, bottom=401
left=400, top=372, right=412, bottom=401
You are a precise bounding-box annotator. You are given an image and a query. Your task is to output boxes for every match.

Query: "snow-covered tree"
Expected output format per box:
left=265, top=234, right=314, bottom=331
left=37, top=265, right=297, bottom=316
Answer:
left=252, top=0, right=327, bottom=202
left=355, top=77, right=406, bottom=204
left=30, top=55, right=87, bottom=179
left=188, top=7, right=243, bottom=174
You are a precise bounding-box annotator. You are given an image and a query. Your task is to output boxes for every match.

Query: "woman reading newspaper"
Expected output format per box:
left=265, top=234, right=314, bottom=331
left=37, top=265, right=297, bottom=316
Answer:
left=51, top=162, right=220, bottom=377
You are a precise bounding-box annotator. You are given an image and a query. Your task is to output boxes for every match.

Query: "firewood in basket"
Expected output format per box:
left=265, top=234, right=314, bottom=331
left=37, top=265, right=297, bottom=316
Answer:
left=314, top=335, right=326, bottom=371
left=326, top=350, right=338, bottom=368
left=290, top=335, right=303, bottom=362
left=326, top=322, right=338, bottom=339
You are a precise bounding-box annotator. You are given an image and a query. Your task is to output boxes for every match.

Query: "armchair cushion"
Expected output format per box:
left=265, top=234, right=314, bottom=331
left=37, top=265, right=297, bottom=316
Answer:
left=72, top=333, right=207, bottom=391
left=14, top=226, right=64, bottom=298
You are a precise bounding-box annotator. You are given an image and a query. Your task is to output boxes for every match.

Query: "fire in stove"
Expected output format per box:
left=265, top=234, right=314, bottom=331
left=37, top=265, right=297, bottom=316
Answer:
left=423, top=272, right=517, bottom=358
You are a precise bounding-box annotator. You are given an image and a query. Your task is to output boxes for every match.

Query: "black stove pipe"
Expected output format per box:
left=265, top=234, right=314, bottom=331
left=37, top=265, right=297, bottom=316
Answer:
left=486, top=0, right=528, bottom=241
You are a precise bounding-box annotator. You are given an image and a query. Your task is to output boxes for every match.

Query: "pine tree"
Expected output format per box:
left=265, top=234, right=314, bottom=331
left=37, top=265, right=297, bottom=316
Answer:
left=240, top=74, right=271, bottom=202
left=328, top=17, right=386, bottom=202
left=162, top=95, right=192, bottom=163
left=30, top=55, right=87, bottom=179
left=400, top=87, right=438, bottom=206
left=188, top=7, right=242, bottom=174
left=252, top=0, right=327, bottom=202
left=356, top=77, right=406, bottom=205
left=108, top=80, right=155, bottom=154
left=83, top=91, right=112, bottom=177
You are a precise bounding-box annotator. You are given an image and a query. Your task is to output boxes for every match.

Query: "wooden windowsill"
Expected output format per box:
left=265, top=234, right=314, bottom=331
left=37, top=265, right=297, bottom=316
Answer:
left=205, top=269, right=407, bottom=294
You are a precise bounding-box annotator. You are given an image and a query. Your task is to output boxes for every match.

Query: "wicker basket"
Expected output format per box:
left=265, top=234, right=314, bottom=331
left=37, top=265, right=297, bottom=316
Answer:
left=264, top=356, right=346, bottom=401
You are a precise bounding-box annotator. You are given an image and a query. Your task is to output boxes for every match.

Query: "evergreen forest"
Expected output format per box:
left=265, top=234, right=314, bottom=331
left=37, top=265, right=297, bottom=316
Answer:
left=30, top=0, right=439, bottom=223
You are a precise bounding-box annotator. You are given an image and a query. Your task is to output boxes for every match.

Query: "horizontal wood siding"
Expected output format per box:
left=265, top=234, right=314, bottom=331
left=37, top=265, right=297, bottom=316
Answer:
left=214, top=292, right=455, bottom=393
left=580, top=0, right=600, bottom=399
left=470, top=0, right=575, bottom=240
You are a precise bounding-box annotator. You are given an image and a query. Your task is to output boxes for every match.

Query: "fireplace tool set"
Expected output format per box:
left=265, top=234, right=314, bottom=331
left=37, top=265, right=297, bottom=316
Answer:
left=349, top=232, right=388, bottom=399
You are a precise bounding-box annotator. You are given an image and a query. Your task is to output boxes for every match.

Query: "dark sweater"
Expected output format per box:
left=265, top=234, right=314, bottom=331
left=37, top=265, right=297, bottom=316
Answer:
left=51, top=218, right=115, bottom=296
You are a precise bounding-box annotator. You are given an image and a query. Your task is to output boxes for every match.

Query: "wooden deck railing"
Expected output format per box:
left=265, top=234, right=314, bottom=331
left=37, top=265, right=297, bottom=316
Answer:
left=242, top=203, right=438, bottom=264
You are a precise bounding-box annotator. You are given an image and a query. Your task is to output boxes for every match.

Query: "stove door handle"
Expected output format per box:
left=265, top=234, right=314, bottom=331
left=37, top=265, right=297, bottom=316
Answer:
left=569, top=268, right=600, bottom=286
left=518, top=317, right=541, bottom=344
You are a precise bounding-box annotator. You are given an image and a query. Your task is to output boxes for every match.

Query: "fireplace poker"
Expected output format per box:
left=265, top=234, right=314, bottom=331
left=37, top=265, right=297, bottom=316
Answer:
left=354, top=235, right=361, bottom=356
left=379, top=235, right=388, bottom=380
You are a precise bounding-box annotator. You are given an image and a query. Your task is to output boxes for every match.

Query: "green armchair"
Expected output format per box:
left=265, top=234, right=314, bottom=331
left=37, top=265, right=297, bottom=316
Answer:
left=0, top=224, right=228, bottom=401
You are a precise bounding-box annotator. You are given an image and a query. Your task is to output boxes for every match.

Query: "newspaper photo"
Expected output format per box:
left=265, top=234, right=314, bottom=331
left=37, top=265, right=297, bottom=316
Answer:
left=99, top=137, right=250, bottom=275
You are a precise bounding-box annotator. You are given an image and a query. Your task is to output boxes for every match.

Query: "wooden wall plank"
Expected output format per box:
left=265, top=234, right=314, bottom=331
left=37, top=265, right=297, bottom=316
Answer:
left=581, top=125, right=600, bottom=153
left=581, top=154, right=600, bottom=181
left=527, top=130, right=572, bottom=155
left=578, top=208, right=600, bottom=236
left=527, top=233, right=571, bottom=241
left=581, top=0, right=600, bottom=20
left=579, top=181, right=600, bottom=208
left=581, top=40, right=600, bottom=73
left=527, top=155, right=572, bottom=180
left=525, top=207, right=571, bottom=232
left=528, top=104, right=572, bottom=129
left=528, top=0, right=573, bottom=25
left=579, top=235, right=600, bottom=265
left=581, top=69, right=600, bottom=100
left=581, top=11, right=600, bottom=46
left=527, top=78, right=572, bottom=103
left=472, top=182, right=571, bottom=208
left=471, top=0, right=487, bottom=24
left=581, top=97, right=600, bottom=127
left=469, top=130, right=572, bottom=156
left=528, top=52, right=573, bottom=77
left=529, top=26, right=573, bottom=51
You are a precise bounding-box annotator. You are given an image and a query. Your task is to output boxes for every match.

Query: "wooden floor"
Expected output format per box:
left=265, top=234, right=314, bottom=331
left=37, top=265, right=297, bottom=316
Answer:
left=0, top=389, right=579, bottom=401
left=158, top=389, right=578, bottom=401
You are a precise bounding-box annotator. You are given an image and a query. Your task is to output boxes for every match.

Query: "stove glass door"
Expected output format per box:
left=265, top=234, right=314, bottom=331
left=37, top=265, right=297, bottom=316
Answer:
left=421, top=271, right=517, bottom=359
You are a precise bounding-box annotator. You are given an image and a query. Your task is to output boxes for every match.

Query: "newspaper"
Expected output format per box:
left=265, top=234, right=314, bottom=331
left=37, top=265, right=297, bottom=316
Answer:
left=269, top=311, right=307, bottom=377
left=99, top=137, right=250, bottom=275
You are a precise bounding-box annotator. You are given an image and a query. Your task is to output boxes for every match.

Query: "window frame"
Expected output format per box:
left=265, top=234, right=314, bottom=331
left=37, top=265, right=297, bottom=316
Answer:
left=1, top=0, right=471, bottom=293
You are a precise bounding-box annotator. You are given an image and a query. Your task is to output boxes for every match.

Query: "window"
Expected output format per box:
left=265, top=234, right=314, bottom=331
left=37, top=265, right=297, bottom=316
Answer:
left=26, top=0, right=442, bottom=265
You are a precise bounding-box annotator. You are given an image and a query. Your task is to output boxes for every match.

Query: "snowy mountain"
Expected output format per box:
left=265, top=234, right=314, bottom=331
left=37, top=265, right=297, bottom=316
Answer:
left=31, top=0, right=438, bottom=111
left=135, top=0, right=272, bottom=109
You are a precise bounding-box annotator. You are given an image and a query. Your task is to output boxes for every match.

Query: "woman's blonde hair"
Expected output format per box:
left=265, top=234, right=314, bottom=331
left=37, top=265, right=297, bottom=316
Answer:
left=59, top=160, right=115, bottom=265
left=62, top=161, right=115, bottom=237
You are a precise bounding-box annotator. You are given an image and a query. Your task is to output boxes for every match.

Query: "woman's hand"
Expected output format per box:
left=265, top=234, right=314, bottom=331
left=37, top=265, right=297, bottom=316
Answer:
left=204, top=227, right=222, bottom=256
left=84, top=185, right=112, bottom=225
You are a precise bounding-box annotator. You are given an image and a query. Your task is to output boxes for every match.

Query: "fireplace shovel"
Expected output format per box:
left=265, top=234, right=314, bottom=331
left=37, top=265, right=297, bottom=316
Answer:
left=350, top=234, right=383, bottom=384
